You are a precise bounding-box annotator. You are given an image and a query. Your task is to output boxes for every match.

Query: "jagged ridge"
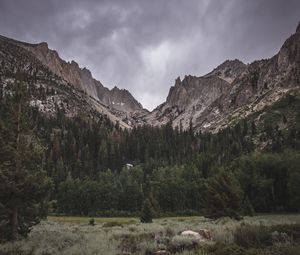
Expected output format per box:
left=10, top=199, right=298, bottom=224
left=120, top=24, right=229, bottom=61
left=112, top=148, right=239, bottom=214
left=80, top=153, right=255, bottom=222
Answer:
left=145, top=21, right=300, bottom=132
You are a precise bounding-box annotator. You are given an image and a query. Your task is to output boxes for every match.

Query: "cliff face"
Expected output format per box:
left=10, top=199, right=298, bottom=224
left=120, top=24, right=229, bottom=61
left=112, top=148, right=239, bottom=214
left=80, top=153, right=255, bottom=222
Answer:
left=144, top=60, right=247, bottom=129
left=144, top=22, right=300, bottom=132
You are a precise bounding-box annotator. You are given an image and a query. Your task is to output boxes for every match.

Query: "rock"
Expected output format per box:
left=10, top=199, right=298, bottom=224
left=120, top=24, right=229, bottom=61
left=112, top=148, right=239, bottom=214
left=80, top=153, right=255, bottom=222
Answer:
left=181, top=230, right=202, bottom=238
left=180, top=230, right=206, bottom=242
left=198, top=229, right=212, bottom=240
left=180, top=229, right=212, bottom=241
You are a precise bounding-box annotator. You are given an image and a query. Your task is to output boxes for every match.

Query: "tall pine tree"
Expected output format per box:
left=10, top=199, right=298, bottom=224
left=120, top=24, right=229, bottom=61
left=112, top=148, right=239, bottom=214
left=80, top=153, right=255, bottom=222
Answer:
left=0, top=75, right=52, bottom=241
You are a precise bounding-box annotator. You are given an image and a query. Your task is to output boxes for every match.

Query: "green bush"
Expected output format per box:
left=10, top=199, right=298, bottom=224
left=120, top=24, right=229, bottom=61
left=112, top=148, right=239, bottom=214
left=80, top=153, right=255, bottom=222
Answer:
left=89, top=218, right=95, bottom=226
left=102, top=221, right=124, bottom=228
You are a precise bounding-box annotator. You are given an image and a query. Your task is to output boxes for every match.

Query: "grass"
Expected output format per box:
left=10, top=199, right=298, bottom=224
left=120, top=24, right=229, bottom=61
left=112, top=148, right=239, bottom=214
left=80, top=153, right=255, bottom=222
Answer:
left=48, top=215, right=138, bottom=224
left=0, top=214, right=299, bottom=255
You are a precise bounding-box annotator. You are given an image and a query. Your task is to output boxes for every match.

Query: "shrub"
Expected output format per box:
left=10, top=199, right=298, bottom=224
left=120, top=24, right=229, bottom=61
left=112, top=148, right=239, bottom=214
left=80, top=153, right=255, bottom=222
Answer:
left=205, top=242, right=245, bottom=255
left=102, top=222, right=124, bottom=228
left=275, top=244, right=300, bottom=255
left=140, top=199, right=155, bottom=223
left=168, top=235, right=199, bottom=253
left=234, top=225, right=271, bottom=248
left=269, top=223, right=300, bottom=242
left=89, top=218, right=95, bottom=226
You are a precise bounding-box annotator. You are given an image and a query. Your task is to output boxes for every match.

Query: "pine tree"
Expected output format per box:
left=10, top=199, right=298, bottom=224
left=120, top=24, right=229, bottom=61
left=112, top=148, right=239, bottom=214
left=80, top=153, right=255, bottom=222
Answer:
left=140, top=198, right=155, bottom=223
left=0, top=75, right=52, bottom=241
left=203, top=170, right=243, bottom=219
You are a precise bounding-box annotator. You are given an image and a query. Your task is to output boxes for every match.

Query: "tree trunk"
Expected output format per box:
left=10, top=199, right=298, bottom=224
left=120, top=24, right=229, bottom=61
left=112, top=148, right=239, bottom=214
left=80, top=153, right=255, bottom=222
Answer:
left=11, top=90, right=21, bottom=241
left=11, top=207, right=18, bottom=241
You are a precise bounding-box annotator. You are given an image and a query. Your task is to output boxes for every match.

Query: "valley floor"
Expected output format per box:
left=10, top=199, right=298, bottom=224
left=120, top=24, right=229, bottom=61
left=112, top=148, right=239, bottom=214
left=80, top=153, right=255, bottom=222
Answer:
left=0, top=214, right=299, bottom=255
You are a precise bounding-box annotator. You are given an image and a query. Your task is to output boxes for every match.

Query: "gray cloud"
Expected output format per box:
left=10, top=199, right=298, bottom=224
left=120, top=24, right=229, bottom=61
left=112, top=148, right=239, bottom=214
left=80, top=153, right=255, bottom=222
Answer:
left=0, top=0, right=299, bottom=110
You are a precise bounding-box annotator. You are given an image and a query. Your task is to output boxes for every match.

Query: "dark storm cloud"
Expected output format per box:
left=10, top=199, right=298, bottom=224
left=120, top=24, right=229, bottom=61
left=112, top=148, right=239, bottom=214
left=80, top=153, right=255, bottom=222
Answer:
left=0, top=0, right=299, bottom=110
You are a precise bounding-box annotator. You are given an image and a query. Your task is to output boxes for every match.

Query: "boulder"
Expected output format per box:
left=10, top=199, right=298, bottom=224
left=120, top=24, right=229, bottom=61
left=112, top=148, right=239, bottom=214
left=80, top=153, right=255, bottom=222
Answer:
left=180, top=229, right=212, bottom=241
left=181, top=230, right=203, bottom=241
left=198, top=229, right=212, bottom=240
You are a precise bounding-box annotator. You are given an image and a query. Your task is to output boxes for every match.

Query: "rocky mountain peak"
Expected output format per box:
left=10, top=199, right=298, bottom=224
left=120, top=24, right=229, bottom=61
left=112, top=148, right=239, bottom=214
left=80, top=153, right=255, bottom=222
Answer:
left=175, top=76, right=181, bottom=86
left=277, top=21, right=300, bottom=71
left=205, top=59, right=246, bottom=83
left=296, top=21, right=300, bottom=33
left=166, top=70, right=231, bottom=109
left=107, top=86, right=144, bottom=112
left=70, top=60, right=79, bottom=67
left=82, top=67, right=92, bottom=76
left=37, top=41, right=48, bottom=50
left=111, top=86, right=121, bottom=91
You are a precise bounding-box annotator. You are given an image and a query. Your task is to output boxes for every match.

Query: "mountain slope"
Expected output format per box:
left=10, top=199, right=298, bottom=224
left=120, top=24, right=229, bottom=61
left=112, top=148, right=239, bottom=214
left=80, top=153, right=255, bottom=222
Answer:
left=0, top=35, right=133, bottom=129
left=0, top=35, right=149, bottom=127
left=145, top=22, right=300, bottom=132
left=21, top=40, right=144, bottom=112
left=0, top=35, right=147, bottom=126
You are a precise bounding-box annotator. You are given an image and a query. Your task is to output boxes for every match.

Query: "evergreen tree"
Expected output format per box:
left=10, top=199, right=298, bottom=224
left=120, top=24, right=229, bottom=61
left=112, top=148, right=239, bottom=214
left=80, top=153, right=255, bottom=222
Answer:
left=0, top=76, right=52, bottom=241
left=140, top=198, right=155, bottom=223
left=203, top=170, right=243, bottom=219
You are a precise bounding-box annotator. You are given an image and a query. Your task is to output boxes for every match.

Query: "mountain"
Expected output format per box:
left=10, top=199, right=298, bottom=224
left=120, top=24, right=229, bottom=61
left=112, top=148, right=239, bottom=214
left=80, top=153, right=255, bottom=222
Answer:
left=144, top=59, right=246, bottom=129
left=1, top=21, right=300, bottom=134
left=144, top=22, right=300, bottom=133
left=0, top=35, right=147, bottom=128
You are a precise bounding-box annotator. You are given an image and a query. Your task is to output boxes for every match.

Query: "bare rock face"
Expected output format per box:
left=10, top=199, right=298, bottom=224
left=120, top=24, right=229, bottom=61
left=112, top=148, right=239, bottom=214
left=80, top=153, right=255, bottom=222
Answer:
left=102, top=86, right=143, bottom=112
left=144, top=60, right=245, bottom=130
left=205, top=59, right=246, bottom=83
left=145, top=21, right=300, bottom=132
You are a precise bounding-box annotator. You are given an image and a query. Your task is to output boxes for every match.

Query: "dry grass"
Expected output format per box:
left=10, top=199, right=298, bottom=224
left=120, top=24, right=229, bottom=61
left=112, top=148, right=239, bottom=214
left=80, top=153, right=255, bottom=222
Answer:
left=0, top=214, right=299, bottom=255
left=48, top=215, right=138, bottom=224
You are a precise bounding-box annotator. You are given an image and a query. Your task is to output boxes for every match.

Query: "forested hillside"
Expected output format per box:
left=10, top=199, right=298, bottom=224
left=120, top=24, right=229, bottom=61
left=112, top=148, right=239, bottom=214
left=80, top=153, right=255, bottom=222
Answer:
left=44, top=94, right=300, bottom=216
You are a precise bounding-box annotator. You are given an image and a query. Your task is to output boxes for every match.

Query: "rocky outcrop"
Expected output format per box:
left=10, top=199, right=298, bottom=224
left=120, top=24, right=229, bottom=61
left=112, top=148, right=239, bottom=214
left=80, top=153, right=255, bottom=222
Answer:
left=102, top=86, right=143, bottom=112
left=204, top=59, right=246, bottom=83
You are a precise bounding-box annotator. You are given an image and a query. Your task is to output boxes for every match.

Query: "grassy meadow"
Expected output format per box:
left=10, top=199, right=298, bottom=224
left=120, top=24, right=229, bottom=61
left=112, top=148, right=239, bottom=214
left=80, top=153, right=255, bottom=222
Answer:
left=0, top=214, right=299, bottom=255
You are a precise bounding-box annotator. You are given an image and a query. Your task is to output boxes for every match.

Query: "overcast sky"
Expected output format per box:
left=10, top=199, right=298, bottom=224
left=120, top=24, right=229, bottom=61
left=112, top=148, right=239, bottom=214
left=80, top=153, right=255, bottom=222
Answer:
left=0, top=0, right=300, bottom=110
